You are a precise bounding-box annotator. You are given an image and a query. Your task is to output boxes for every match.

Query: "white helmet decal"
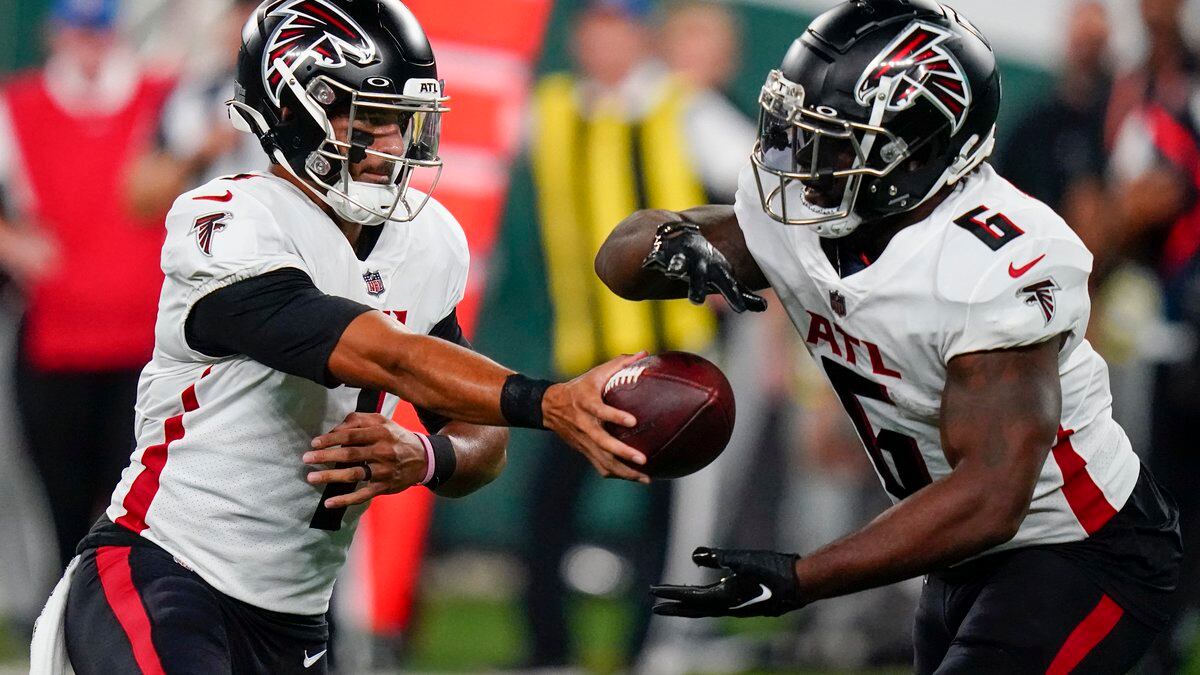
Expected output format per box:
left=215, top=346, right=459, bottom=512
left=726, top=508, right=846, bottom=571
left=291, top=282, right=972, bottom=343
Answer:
left=854, top=21, right=972, bottom=133
left=262, top=0, right=378, bottom=106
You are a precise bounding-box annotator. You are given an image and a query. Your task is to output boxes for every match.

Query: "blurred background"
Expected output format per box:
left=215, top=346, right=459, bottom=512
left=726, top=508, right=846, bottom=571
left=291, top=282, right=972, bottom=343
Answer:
left=0, top=0, right=1199, bottom=672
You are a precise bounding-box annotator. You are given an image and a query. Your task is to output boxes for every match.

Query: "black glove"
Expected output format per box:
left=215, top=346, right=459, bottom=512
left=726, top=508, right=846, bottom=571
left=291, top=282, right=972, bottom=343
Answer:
left=650, top=547, right=805, bottom=618
left=642, top=222, right=768, bottom=313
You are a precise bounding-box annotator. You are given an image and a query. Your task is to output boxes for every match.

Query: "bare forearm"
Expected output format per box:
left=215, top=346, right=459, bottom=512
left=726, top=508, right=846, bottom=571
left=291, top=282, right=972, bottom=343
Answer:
left=596, top=209, right=690, bottom=299
left=795, top=467, right=1021, bottom=600
left=799, top=342, right=1063, bottom=601
left=329, top=313, right=519, bottom=426
left=596, top=204, right=767, bottom=300
left=434, top=422, right=509, bottom=497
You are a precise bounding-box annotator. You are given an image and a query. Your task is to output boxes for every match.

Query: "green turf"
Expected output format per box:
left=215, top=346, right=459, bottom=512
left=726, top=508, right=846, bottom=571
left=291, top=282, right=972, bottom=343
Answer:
left=403, top=594, right=915, bottom=674
left=405, top=596, right=528, bottom=670
left=575, top=596, right=633, bottom=673
left=405, top=594, right=635, bottom=672
left=0, top=621, right=23, bottom=665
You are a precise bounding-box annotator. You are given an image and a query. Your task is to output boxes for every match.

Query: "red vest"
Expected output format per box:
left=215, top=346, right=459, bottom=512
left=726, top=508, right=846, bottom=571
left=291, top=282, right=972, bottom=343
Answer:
left=5, top=71, right=173, bottom=371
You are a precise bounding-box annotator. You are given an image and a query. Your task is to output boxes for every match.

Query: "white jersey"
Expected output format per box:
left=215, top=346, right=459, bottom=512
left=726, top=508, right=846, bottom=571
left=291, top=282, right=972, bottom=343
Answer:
left=735, top=163, right=1140, bottom=553
left=105, top=172, right=469, bottom=615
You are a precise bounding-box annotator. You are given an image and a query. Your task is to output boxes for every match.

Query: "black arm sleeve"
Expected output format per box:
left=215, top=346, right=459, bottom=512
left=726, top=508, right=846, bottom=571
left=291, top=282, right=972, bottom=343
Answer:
left=413, top=308, right=472, bottom=433
left=185, top=267, right=373, bottom=387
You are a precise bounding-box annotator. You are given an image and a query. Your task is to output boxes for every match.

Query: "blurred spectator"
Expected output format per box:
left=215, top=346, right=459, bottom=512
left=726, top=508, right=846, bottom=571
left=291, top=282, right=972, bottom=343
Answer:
left=1105, top=0, right=1200, bottom=668
left=493, top=0, right=752, bottom=667
left=0, top=0, right=173, bottom=569
left=659, top=0, right=738, bottom=91
left=998, top=1, right=1112, bottom=246
left=655, top=0, right=751, bottom=202
left=125, top=0, right=264, bottom=219
left=1106, top=0, right=1197, bottom=151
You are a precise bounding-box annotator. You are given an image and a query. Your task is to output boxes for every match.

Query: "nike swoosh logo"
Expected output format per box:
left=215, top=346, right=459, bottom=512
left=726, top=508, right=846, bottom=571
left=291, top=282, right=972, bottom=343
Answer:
left=730, top=583, right=772, bottom=610
left=303, top=649, right=327, bottom=668
left=1008, top=254, right=1046, bottom=278
left=193, top=191, right=233, bottom=202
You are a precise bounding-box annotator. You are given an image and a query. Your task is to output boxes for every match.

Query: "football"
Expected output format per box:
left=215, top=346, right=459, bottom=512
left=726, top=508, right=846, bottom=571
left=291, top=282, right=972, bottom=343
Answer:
left=602, top=351, right=736, bottom=479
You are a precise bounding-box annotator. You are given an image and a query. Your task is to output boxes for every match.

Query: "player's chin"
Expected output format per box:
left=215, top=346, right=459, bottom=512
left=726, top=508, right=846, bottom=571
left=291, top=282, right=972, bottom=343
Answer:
left=801, top=183, right=842, bottom=209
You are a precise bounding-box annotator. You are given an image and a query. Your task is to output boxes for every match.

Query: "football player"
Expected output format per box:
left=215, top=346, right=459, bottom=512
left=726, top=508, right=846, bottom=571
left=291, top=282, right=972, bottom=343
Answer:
left=594, top=1, right=1182, bottom=671
left=34, top=1, right=649, bottom=673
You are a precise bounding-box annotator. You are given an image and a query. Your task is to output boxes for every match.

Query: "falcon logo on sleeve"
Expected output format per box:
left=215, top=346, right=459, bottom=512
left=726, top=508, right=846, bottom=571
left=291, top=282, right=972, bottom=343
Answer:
left=1018, top=278, right=1060, bottom=325
left=855, top=21, right=972, bottom=133
left=262, top=0, right=378, bottom=106
left=191, top=213, right=231, bottom=257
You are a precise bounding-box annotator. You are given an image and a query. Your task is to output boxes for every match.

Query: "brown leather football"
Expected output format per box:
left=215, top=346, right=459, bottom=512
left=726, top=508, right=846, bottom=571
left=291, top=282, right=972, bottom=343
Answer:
left=602, top=351, right=736, bottom=479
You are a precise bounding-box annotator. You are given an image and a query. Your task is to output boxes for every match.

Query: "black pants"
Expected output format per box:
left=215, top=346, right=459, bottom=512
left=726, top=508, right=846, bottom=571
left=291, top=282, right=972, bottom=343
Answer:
left=915, top=468, right=1181, bottom=674
left=15, top=344, right=140, bottom=569
left=521, top=433, right=673, bottom=666
left=916, top=548, right=1159, bottom=674
left=66, top=535, right=328, bottom=674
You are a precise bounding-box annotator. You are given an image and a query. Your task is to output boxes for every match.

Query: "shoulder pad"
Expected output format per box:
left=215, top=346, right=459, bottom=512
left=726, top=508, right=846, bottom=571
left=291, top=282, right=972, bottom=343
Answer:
left=936, top=197, right=1092, bottom=305
left=938, top=231, right=1093, bottom=362
left=162, top=178, right=299, bottom=284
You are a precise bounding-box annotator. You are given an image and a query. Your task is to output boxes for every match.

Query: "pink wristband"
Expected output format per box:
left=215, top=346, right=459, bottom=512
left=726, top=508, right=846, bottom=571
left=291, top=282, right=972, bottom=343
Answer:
left=416, top=432, right=436, bottom=485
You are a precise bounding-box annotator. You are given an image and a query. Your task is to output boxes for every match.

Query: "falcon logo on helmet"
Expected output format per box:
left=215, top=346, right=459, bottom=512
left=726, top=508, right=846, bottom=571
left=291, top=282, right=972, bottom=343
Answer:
left=191, top=213, right=231, bottom=257
left=854, top=22, right=972, bottom=134
left=262, top=0, right=377, bottom=106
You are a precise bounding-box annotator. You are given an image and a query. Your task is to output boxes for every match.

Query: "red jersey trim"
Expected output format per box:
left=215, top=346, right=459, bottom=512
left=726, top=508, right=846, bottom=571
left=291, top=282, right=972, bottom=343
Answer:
left=1045, top=594, right=1124, bottom=675
left=115, top=366, right=213, bottom=533
left=95, top=546, right=166, bottom=675
left=1051, top=428, right=1118, bottom=535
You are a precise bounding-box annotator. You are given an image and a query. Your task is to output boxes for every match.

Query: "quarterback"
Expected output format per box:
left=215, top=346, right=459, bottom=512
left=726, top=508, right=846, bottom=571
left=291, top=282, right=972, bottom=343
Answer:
left=596, top=0, right=1181, bottom=672
left=31, top=1, right=648, bottom=674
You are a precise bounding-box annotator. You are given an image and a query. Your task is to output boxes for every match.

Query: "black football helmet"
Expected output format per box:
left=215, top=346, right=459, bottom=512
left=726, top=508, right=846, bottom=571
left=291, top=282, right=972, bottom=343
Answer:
left=228, top=0, right=449, bottom=225
left=751, top=0, right=1000, bottom=237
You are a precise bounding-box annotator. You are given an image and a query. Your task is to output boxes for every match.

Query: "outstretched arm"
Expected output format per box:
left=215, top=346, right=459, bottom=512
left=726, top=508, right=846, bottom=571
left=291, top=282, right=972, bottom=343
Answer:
left=652, top=338, right=1062, bottom=616
left=595, top=205, right=770, bottom=306
left=327, top=312, right=649, bottom=482
left=188, top=269, right=650, bottom=483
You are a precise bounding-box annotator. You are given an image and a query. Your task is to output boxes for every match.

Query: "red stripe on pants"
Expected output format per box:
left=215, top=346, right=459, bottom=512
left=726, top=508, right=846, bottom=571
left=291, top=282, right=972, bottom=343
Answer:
left=95, top=546, right=166, bottom=675
left=1051, top=428, right=1118, bottom=535
left=1045, top=594, right=1124, bottom=675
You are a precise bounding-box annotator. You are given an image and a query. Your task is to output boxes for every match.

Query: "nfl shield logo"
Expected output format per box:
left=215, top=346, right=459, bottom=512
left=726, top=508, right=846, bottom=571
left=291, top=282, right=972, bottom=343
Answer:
left=363, top=270, right=386, bottom=296
left=830, top=290, right=847, bottom=317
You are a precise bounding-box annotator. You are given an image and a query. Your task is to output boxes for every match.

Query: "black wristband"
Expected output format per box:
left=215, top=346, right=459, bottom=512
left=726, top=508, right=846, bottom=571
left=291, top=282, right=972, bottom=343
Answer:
left=425, top=434, right=457, bottom=490
left=500, top=373, right=554, bottom=429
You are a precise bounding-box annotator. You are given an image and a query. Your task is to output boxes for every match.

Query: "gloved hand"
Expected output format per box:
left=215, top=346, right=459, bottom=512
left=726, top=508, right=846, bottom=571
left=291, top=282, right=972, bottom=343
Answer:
left=650, top=547, right=805, bottom=618
left=641, top=222, right=768, bottom=313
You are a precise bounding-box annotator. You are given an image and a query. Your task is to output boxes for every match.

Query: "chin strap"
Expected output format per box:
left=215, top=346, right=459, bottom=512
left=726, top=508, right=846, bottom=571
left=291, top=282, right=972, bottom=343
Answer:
left=812, top=212, right=863, bottom=239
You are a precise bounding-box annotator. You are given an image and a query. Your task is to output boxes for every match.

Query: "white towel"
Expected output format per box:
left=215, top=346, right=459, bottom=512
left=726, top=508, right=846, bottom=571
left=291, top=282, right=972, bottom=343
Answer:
left=29, top=555, right=80, bottom=675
